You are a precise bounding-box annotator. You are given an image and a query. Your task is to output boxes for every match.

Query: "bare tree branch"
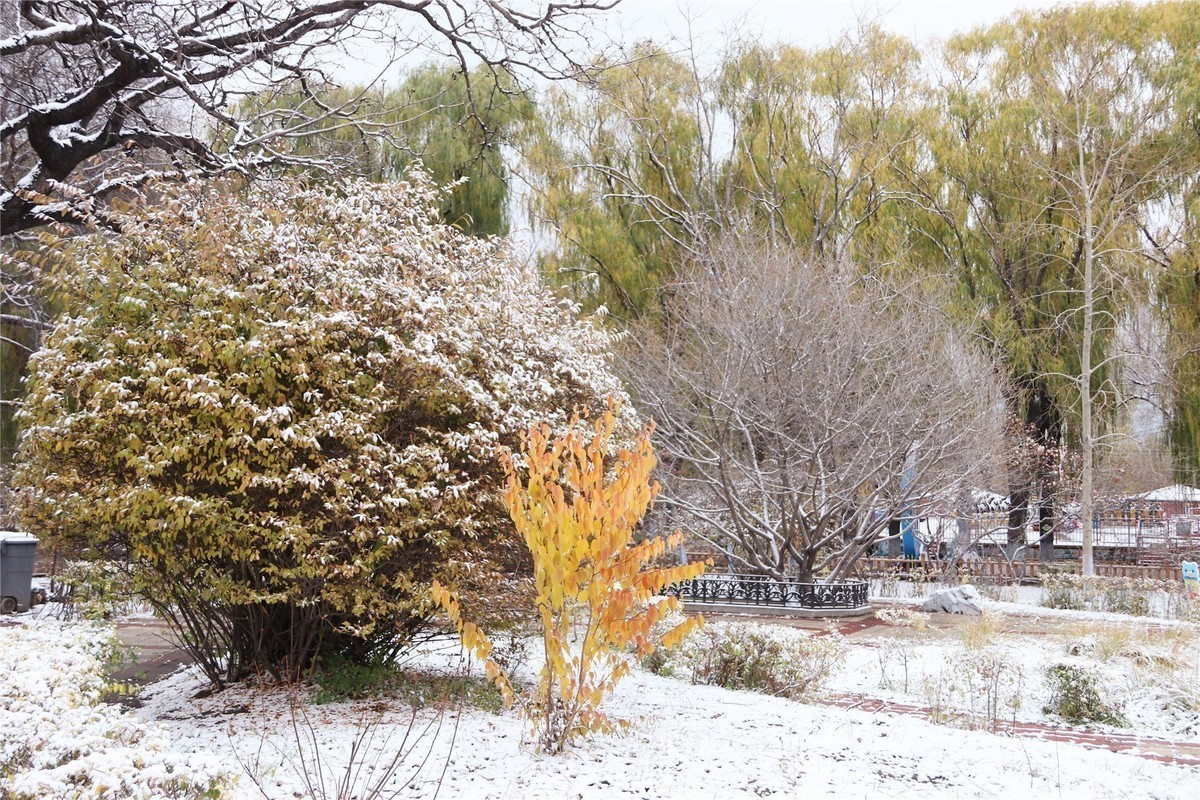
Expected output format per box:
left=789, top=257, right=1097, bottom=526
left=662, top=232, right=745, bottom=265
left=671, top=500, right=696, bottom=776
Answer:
left=625, top=238, right=1005, bottom=581
left=0, top=0, right=618, bottom=234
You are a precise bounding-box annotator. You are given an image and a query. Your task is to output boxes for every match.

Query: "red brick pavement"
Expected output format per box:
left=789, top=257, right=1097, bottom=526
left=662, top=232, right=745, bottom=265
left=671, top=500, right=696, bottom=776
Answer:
left=817, top=693, right=1200, bottom=768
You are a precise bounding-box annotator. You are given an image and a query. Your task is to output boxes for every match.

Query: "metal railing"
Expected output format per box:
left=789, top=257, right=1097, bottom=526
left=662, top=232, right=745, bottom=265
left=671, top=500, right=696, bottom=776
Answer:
left=666, top=574, right=869, bottom=609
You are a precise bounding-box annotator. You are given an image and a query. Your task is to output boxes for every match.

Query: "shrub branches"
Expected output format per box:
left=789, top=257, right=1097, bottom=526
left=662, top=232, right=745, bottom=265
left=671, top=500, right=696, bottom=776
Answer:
left=436, top=403, right=706, bottom=753
left=12, top=175, right=626, bottom=684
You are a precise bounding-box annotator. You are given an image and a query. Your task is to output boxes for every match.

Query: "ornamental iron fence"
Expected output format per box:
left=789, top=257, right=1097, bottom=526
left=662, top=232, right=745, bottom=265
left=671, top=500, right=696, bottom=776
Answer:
left=666, top=574, right=868, bottom=609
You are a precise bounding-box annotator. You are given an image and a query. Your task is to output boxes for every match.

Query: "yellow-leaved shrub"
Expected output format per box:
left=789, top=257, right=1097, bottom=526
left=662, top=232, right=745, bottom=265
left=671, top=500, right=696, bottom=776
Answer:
left=12, top=176, right=627, bottom=685
left=435, top=402, right=706, bottom=753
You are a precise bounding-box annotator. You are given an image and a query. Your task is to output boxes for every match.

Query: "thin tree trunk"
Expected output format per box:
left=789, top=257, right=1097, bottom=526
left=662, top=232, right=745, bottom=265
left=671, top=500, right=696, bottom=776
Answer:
left=1080, top=143, right=1096, bottom=577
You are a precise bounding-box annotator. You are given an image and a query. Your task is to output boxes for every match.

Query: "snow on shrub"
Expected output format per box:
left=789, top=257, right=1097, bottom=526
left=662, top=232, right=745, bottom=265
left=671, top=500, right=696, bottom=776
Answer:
left=1043, top=663, right=1126, bottom=726
left=0, top=621, right=233, bottom=799
left=646, top=618, right=846, bottom=699
left=12, top=175, right=629, bottom=684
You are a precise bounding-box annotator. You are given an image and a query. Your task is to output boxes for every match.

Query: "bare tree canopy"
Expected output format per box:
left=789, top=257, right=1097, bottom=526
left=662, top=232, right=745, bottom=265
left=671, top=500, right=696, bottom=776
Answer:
left=627, top=240, right=1004, bottom=581
left=0, top=0, right=616, bottom=234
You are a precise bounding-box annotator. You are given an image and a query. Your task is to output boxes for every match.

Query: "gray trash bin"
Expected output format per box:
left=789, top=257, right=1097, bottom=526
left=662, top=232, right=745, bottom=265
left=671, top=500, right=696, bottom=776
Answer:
left=0, top=532, right=38, bottom=613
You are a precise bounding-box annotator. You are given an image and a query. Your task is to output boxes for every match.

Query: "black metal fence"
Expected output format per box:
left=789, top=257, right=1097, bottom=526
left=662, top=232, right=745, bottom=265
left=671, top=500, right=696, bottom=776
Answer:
left=666, top=574, right=869, bottom=609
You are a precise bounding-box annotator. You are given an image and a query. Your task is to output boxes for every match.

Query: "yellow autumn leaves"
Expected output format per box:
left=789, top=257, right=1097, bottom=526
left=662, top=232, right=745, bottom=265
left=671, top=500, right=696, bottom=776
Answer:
left=434, top=401, right=706, bottom=752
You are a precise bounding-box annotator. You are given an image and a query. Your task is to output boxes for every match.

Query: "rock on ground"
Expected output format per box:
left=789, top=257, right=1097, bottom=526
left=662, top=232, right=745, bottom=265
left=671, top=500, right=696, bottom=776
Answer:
left=922, top=584, right=983, bottom=615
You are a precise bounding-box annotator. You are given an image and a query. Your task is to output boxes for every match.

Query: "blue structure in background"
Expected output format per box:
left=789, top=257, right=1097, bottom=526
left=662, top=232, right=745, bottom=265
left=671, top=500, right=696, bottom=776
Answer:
left=900, top=450, right=920, bottom=559
left=900, top=513, right=920, bottom=558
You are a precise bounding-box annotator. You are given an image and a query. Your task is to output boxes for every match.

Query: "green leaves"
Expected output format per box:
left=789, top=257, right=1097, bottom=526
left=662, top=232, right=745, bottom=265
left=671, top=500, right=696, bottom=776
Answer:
left=237, top=64, right=532, bottom=237
left=12, top=175, right=624, bottom=684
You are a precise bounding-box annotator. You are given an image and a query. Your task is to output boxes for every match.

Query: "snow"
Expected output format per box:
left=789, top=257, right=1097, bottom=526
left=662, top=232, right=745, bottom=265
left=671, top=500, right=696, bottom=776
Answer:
left=1139, top=485, right=1200, bottom=503
left=0, top=619, right=233, bottom=799
left=5, top=596, right=1199, bottom=798
left=833, top=607, right=1200, bottom=741
left=128, top=628, right=1198, bottom=800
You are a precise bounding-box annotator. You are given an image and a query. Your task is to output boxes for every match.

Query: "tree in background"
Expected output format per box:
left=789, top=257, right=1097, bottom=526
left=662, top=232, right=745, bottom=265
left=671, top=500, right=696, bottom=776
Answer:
left=911, top=3, right=1198, bottom=568
left=11, top=175, right=627, bottom=685
left=1147, top=7, right=1200, bottom=485
left=625, top=240, right=1004, bottom=581
left=1027, top=10, right=1191, bottom=574
left=521, top=1, right=1200, bottom=544
left=238, top=64, right=533, bottom=237
left=520, top=23, right=920, bottom=323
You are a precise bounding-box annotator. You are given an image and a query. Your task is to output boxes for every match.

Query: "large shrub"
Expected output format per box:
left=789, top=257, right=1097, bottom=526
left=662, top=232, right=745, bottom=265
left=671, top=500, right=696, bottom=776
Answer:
left=12, top=176, right=627, bottom=684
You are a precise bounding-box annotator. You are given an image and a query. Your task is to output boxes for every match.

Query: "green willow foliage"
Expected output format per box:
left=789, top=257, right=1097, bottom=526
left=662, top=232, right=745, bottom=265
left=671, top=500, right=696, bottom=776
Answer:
left=11, top=176, right=625, bottom=685
left=239, top=63, right=532, bottom=236
left=522, top=1, right=1200, bottom=485
left=522, top=26, right=923, bottom=323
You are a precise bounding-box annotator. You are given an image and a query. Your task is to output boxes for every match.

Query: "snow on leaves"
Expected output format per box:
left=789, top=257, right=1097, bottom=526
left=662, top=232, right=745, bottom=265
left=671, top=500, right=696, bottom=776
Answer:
left=12, top=174, right=628, bottom=683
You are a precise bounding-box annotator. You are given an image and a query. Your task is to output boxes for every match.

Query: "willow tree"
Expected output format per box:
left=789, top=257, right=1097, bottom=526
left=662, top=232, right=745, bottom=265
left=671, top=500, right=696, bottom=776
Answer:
left=1149, top=7, right=1200, bottom=485
left=520, top=23, right=922, bottom=323
left=238, top=64, right=533, bottom=236
left=1162, top=203, right=1200, bottom=483
left=716, top=26, right=923, bottom=265
left=897, top=3, right=1196, bottom=563
left=522, top=42, right=708, bottom=322
left=1019, top=7, right=1193, bottom=572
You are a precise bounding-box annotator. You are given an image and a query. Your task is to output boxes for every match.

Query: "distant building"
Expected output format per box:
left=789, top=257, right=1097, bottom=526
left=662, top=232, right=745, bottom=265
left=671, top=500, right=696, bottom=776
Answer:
left=1135, top=485, right=1200, bottom=520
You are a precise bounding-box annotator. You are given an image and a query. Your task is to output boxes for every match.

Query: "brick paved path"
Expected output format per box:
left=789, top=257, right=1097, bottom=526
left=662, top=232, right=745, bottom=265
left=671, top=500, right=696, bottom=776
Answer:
left=817, top=693, right=1200, bottom=768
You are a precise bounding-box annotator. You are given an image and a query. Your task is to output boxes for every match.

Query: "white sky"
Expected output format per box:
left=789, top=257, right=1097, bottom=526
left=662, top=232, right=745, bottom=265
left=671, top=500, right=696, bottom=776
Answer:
left=333, top=0, right=1145, bottom=86
left=605, top=0, right=1070, bottom=49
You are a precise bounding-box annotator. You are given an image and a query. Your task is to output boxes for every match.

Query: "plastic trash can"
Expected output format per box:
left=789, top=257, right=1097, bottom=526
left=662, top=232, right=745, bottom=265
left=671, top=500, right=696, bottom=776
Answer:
left=0, top=532, right=38, bottom=613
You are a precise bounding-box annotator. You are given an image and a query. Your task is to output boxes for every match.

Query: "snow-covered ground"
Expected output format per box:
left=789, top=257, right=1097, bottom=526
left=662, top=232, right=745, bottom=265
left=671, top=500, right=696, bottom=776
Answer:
left=0, top=619, right=233, bottom=799
left=4, top=598, right=1199, bottom=799
left=832, top=608, right=1200, bottom=741
left=137, top=640, right=1195, bottom=800
left=872, top=576, right=1193, bottom=619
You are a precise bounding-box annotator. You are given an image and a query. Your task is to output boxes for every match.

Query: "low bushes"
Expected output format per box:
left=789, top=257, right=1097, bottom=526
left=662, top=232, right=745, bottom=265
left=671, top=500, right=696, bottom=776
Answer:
left=1043, top=663, right=1126, bottom=726
left=1041, top=574, right=1166, bottom=617
left=646, top=620, right=846, bottom=699
left=0, top=622, right=233, bottom=799
left=921, top=647, right=1025, bottom=733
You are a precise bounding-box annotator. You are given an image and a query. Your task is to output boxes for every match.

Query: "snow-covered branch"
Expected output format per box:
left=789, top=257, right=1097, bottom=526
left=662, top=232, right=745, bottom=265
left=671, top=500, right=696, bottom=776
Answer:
left=0, top=0, right=617, bottom=234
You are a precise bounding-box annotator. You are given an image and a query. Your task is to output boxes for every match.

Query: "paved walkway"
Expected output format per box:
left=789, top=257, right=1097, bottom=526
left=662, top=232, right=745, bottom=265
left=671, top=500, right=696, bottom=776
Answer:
left=108, top=619, right=191, bottom=705
left=816, top=693, right=1200, bottom=768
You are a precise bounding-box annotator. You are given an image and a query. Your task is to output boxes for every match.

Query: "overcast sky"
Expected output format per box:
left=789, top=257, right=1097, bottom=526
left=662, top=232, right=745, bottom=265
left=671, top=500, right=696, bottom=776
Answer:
left=604, top=0, right=1080, bottom=49
left=332, top=0, right=1149, bottom=86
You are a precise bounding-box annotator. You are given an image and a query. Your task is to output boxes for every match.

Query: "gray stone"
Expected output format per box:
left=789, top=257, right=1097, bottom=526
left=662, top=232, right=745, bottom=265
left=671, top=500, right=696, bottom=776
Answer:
left=921, top=584, right=983, bottom=615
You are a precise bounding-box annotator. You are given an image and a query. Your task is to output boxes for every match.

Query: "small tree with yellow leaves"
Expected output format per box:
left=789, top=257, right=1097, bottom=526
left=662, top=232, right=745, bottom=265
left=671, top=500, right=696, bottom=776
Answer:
left=434, top=402, right=705, bottom=753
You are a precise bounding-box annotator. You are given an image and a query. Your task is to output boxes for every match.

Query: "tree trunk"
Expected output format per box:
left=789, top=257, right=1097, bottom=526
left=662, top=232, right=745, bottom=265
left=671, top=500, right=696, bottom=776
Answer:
left=1080, top=145, right=1096, bottom=577
left=1007, top=487, right=1029, bottom=551
left=1038, top=498, right=1056, bottom=562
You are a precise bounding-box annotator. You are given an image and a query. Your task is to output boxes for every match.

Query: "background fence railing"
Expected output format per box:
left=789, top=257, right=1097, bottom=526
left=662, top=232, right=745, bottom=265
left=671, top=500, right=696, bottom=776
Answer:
left=682, top=551, right=1182, bottom=584
left=666, top=574, right=869, bottom=609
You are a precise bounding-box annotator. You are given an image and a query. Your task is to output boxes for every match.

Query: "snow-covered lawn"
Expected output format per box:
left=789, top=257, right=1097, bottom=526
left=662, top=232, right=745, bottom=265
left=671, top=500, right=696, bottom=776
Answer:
left=138, top=635, right=1195, bottom=800
left=4, top=602, right=1198, bottom=799
left=831, top=607, right=1200, bottom=741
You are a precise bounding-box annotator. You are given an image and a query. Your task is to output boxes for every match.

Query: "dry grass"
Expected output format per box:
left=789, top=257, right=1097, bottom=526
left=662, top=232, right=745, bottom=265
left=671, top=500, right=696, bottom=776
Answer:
left=960, top=611, right=1007, bottom=651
